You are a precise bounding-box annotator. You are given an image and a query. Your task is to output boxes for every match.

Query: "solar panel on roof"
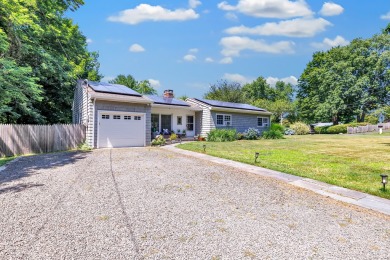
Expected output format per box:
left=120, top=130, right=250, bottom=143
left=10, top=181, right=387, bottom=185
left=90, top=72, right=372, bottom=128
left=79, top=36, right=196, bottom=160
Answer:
left=195, top=98, right=266, bottom=111
left=146, top=95, right=190, bottom=106
left=88, top=81, right=142, bottom=96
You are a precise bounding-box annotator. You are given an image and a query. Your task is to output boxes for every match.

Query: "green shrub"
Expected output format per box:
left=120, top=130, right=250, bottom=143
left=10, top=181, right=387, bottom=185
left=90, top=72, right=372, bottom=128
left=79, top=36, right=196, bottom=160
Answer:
left=326, top=124, right=348, bottom=134
left=281, top=119, right=291, bottom=127
left=314, top=126, right=331, bottom=134
left=270, top=123, right=285, bottom=132
left=236, top=132, right=245, bottom=140
left=262, top=129, right=284, bottom=139
left=207, top=128, right=237, bottom=142
left=151, top=135, right=166, bottom=146
left=289, top=122, right=310, bottom=135
left=365, top=115, right=378, bottom=125
left=170, top=133, right=177, bottom=140
left=243, top=128, right=261, bottom=140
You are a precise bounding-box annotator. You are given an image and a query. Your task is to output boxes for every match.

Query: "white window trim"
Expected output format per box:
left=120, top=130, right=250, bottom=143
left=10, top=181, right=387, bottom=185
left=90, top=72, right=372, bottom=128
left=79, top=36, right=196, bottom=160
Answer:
left=216, top=113, right=232, bottom=126
left=257, top=117, right=269, bottom=127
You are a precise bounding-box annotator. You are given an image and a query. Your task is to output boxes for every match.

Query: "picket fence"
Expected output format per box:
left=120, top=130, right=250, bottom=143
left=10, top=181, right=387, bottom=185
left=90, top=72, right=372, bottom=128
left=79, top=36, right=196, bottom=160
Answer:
left=347, top=123, right=390, bottom=134
left=0, top=124, right=86, bottom=157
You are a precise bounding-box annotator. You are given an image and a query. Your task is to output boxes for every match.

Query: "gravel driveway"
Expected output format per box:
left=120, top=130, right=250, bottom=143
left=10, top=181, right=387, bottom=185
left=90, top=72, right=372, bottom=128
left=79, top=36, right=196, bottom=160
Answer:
left=0, top=148, right=389, bottom=259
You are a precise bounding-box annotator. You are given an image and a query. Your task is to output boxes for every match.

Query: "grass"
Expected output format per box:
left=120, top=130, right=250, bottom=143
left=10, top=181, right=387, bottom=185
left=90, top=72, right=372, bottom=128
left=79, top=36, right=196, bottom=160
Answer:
left=177, top=132, right=390, bottom=199
left=0, top=156, right=16, bottom=167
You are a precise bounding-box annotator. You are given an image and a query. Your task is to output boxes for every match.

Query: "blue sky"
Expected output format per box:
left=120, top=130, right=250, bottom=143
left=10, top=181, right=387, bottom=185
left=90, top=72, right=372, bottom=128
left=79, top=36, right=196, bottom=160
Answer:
left=68, top=0, right=390, bottom=98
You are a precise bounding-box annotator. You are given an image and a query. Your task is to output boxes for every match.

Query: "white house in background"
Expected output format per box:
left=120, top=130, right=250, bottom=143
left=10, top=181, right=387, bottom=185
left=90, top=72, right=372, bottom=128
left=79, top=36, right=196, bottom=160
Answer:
left=72, top=80, right=271, bottom=148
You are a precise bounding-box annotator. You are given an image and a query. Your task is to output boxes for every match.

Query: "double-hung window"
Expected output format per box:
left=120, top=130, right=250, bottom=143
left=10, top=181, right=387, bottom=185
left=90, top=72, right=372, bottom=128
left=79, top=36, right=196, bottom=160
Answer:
left=216, top=114, right=232, bottom=126
left=257, top=117, right=269, bottom=127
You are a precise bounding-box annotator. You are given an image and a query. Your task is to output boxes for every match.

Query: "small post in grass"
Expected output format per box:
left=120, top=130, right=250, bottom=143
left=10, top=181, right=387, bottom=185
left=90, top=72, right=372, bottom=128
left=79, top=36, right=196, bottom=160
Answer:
left=380, top=174, right=388, bottom=191
left=203, top=144, right=206, bottom=152
left=255, top=152, right=260, bottom=163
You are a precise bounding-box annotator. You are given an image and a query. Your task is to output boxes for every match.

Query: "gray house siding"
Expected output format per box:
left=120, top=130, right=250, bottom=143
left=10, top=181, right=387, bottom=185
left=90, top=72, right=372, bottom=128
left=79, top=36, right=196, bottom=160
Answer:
left=211, top=111, right=270, bottom=134
left=186, top=98, right=213, bottom=137
left=72, top=80, right=89, bottom=125
left=194, top=111, right=202, bottom=136
left=94, top=101, right=151, bottom=147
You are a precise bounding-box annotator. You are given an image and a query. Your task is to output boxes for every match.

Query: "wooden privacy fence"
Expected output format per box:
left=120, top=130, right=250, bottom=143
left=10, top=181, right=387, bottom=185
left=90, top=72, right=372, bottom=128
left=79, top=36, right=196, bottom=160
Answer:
left=0, top=124, right=86, bottom=157
left=347, top=123, right=390, bottom=134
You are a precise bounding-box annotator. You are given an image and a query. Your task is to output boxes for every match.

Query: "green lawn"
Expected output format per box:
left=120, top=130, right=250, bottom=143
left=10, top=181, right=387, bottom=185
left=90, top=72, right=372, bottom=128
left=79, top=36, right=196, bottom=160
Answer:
left=0, top=157, right=15, bottom=167
left=177, top=133, right=390, bottom=199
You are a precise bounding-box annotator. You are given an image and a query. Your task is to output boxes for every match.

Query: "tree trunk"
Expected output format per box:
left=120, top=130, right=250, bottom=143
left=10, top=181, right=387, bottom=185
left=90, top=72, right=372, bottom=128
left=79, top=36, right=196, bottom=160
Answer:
left=332, top=115, right=338, bottom=125
left=357, top=112, right=365, bottom=122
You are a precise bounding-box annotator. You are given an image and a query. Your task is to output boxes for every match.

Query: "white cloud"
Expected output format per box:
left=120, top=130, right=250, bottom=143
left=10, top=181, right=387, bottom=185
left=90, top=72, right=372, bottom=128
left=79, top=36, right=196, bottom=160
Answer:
left=189, top=0, right=202, bottom=9
left=129, top=43, right=145, bottom=52
left=223, top=73, right=253, bottom=84
left=148, top=79, right=161, bottom=88
left=311, top=35, right=349, bottom=50
left=189, top=48, right=199, bottom=53
left=184, top=54, right=197, bottom=61
left=205, top=57, right=214, bottom=63
left=107, top=4, right=199, bottom=25
left=86, top=38, right=93, bottom=44
left=380, top=11, right=390, bottom=20
left=319, top=2, right=344, bottom=16
left=225, top=12, right=238, bottom=21
left=220, top=36, right=295, bottom=57
left=225, top=17, right=332, bottom=38
left=266, top=76, right=298, bottom=86
left=218, top=0, right=313, bottom=19
left=219, top=57, right=233, bottom=64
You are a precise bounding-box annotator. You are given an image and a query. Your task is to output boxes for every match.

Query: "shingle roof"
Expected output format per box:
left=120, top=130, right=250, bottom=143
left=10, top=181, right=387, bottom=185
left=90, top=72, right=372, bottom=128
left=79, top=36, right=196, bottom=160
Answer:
left=193, top=98, right=267, bottom=112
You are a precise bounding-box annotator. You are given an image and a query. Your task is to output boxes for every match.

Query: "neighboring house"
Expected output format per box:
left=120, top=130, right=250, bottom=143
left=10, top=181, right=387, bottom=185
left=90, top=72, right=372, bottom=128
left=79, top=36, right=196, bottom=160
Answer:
left=73, top=80, right=271, bottom=148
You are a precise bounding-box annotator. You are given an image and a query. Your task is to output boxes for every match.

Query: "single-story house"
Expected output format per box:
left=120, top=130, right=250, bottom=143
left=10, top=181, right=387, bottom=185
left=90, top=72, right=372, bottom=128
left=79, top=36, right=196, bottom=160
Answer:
left=72, top=80, right=272, bottom=148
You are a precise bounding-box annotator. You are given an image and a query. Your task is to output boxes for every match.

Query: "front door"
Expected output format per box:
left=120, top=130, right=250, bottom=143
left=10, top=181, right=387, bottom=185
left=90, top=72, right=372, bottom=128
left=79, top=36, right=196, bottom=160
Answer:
left=161, top=115, right=172, bottom=133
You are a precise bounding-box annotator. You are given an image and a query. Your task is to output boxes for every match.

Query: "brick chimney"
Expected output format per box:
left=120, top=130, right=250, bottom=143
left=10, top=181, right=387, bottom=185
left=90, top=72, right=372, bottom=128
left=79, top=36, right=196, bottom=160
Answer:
left=163, top=89, right=174, bottom=98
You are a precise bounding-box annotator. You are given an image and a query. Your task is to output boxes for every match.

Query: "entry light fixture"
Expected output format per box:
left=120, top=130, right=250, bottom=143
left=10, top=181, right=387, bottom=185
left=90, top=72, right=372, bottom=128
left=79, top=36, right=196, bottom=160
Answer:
left=380, top=174, right=388, bottom=191
left=255, top=152, right=260, bottom=163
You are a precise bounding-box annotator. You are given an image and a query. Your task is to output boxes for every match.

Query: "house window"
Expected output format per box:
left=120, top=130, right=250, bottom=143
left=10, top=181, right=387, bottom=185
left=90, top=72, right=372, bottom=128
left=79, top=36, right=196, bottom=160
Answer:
left=186, top=115, right=194, bottom=131
left=216, top=114, right=232, bottom=126
left=134, top=116, right=141, bottom=120
left=257, top=117, right=269, bottom=127
left=113, top=115, right=121, bottom=119
left=124, top=116, right=131, bottom=120
left=151, top=114, right=159, bottom=132
left=177, top=116, right=182, bottom=125
left=102, top=115, right=109, bottom=119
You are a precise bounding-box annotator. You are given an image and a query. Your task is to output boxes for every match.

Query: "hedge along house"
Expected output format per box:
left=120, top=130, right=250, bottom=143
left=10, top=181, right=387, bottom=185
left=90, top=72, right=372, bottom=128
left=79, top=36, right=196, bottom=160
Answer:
left=185, top=98, right=272, bottom=137
left=73, top=80, right=272, bottom=148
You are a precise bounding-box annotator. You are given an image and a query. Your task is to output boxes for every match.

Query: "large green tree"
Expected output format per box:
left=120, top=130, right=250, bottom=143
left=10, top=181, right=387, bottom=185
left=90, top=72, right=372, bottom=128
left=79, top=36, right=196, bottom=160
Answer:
left=204, top=80, right=245, bottom=103
left=0, top=0, right=101, bottom=124
left=109, top=74, right=157, bottom=95
left=297, top=28, right=390, bottom=125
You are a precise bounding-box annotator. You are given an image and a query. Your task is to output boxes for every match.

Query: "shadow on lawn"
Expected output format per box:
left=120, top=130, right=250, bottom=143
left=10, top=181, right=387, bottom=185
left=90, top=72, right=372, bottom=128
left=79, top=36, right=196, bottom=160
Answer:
left=0, top=151, right=90, bottom=194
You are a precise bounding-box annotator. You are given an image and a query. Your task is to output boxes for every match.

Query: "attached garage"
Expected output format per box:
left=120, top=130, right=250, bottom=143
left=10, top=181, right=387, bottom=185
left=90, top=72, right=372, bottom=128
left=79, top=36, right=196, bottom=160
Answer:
left=97, top=111, right=146, bottom=148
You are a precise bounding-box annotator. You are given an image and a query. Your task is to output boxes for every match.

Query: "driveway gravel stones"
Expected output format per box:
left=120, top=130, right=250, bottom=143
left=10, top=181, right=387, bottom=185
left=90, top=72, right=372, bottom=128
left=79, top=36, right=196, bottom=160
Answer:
left=0, top=148, right=389, bottom=259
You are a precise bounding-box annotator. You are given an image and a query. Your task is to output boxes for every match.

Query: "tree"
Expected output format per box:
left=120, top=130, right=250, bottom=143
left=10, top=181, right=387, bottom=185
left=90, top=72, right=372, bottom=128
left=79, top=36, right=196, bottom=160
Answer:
left=204, top=80, right=245, bottom=103
left=109, top=75, right=157, bottom=95
left=0, top=0, right=101, bottom=124
left=242, top=76, right=273, bottom=102
left=297, top=29, right=390, bottom=125
left=137, top=80, right=157, bottom=95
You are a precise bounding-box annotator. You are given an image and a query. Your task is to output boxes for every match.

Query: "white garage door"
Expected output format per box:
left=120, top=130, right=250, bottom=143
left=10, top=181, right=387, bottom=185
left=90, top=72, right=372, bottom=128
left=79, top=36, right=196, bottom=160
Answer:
left=98, top=111, right=145, bottom=148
